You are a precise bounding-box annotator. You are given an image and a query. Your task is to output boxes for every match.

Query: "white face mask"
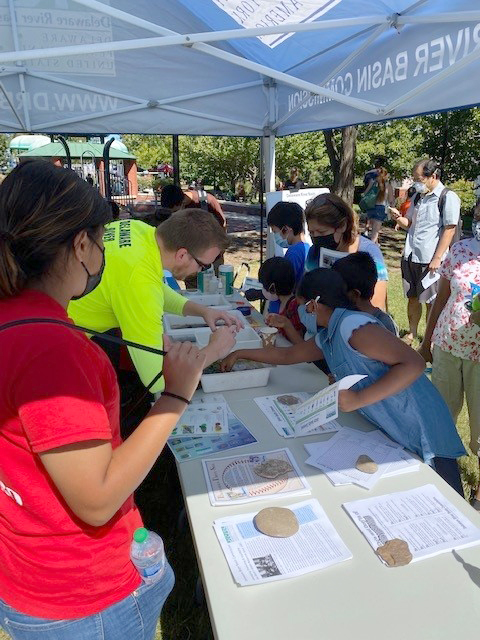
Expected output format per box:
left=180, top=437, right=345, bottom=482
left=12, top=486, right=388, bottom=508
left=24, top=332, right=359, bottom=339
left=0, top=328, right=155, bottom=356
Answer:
left=413, top=182, right=427, bottom=194
left=262, top=287, right=279, bottom=302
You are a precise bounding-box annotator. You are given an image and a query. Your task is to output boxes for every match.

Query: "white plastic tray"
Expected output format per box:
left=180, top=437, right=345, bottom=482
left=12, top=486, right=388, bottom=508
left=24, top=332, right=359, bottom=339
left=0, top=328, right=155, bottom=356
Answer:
left=200, top=364, right=273, bottom=392
left=164, top=309, right=245, bottom=334
left=195, top=323, right=261, bottom=352
left=180, top=292, right=231, bottom=307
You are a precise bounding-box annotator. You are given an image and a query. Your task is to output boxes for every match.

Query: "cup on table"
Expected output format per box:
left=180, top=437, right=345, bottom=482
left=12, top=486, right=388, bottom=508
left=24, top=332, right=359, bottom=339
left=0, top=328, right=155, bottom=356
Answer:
left=259, top=326, right=278, bottom=348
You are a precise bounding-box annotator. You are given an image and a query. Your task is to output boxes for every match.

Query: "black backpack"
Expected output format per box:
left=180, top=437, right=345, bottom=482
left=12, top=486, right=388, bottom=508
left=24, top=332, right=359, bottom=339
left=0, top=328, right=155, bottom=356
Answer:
left=413, top=188, right=462, bottom=245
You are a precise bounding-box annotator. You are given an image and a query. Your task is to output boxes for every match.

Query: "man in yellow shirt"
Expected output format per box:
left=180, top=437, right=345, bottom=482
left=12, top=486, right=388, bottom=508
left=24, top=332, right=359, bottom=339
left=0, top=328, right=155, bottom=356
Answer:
left=69, top=209, right=239, bottom=393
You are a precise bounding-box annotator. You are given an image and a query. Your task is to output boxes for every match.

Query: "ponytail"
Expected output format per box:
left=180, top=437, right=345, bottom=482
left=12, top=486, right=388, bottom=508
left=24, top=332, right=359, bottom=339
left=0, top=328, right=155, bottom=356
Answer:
left=0, top=232, right=24, bottom=297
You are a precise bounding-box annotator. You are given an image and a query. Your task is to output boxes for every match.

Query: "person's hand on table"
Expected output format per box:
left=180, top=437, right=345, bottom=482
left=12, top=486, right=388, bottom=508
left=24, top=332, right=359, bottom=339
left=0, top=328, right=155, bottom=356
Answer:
left=161, top=338, right=206, bottom=403
left=220, top=350, right=240, bottom=372
left=338, top=389, right=363, bottom=412
left=201, top=307, right=243, bottom=331
left=266, top=313, right=292, bottom=331
left=207, top=326, right=237, bottom=360
left=417, top=342, right=433, bottom=363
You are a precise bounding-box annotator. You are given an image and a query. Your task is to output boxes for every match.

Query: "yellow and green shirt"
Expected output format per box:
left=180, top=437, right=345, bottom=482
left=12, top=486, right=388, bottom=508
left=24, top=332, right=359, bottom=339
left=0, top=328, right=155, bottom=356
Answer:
left=68, top=219, right=186, bottom=392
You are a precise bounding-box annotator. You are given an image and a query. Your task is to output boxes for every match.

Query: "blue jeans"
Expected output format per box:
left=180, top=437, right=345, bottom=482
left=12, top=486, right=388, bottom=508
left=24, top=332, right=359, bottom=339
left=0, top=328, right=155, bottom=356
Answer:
left=366, top=204, right=387, bottom=221
left=0, top=562, right=174, bottom=640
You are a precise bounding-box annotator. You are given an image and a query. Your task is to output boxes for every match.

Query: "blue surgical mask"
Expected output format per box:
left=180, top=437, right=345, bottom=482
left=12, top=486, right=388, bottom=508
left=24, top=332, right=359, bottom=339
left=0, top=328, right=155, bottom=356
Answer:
left=298, top=304, right=318, bottom=336
left=273, top=231, right=289, bottom=249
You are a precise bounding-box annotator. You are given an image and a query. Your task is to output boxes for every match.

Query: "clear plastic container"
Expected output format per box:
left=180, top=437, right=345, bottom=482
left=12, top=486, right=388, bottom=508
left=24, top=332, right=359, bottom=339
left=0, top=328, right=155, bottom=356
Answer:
left=130, top=527, right=166, bottom=584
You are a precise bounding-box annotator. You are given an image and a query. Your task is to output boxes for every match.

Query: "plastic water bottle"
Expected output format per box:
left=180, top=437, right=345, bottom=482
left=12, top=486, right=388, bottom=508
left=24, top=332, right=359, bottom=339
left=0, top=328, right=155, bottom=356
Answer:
left=130, top=527, right=166, bottom=584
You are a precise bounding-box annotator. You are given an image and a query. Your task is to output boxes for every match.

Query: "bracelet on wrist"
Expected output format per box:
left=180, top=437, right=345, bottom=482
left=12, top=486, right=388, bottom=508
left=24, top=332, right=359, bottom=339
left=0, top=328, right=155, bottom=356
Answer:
left=162, top=391, right=191, bottom=405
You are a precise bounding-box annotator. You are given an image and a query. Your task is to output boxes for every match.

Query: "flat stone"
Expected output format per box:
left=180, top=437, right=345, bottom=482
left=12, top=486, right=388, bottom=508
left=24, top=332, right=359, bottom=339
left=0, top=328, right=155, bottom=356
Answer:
left=355, top=454, right=378, bottom=474
left=253, top=459, right=294, bottom=479
left=375, top=539, right=413, bottom=567
left=254, top=507, right=299, bottom=538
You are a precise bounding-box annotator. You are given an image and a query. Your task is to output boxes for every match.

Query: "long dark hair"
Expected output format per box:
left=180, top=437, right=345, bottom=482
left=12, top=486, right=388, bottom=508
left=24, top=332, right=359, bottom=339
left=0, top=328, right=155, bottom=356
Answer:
left=0, top=160, right=111, bottom=298
left=297, top=268, right=355, bottom=310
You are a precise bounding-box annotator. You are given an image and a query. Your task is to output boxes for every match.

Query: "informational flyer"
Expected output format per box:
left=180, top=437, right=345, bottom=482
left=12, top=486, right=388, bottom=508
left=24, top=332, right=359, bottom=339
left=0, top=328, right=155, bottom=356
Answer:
left=254, top=375, right=364, bottom=437
left=202, top=448, right=311, bottom=506
left=213, top=499, right=352, bottom=586
left=304, top=428, right=416, bottom=489
left=168, top=408, right=257, bottom=462
left=319, top=247, right=349, bottom=268
left=343, top=484, right=480, bottom=564
left=171, top=402, right=228, bottom=437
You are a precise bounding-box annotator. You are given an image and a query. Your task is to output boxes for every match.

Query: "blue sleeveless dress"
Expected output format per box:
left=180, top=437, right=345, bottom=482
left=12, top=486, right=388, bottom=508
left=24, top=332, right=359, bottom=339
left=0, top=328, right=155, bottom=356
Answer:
left=314, top=308, right=466, bottom=463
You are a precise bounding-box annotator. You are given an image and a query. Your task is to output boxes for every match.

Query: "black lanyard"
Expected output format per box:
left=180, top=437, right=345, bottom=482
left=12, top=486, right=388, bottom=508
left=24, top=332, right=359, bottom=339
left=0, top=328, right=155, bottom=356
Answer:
left=0, top=317, right=166, bottom=393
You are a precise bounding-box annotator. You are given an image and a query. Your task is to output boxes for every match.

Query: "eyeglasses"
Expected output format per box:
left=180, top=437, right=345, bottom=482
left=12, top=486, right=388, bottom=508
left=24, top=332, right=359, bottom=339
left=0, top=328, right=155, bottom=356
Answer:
left=189, top=251, right=212, bottom=272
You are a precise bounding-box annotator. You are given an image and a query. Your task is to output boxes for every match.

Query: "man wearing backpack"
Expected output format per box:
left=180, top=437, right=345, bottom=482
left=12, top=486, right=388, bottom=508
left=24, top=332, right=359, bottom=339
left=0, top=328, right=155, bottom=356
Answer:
left=390, top=158, right=461, bottom=343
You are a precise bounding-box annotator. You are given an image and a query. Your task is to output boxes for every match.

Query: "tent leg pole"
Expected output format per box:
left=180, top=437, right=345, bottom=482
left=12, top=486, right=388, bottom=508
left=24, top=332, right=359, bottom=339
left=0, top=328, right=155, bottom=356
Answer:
left=172, top=135, right=180, bottom=187
left=262, top=130, right=276, bottom=264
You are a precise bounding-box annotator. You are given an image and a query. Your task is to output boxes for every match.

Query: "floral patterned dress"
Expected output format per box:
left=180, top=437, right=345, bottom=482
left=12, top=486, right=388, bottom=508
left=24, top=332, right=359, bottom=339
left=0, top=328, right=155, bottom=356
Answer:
left=432, top=238, right=480, bottom=361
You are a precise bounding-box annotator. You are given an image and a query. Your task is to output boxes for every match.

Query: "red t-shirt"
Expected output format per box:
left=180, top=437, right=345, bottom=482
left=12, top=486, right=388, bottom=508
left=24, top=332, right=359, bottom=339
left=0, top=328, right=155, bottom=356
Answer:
left=0, top=290, right=142, bottom=619
left=279, top=297, right=305, bottom=339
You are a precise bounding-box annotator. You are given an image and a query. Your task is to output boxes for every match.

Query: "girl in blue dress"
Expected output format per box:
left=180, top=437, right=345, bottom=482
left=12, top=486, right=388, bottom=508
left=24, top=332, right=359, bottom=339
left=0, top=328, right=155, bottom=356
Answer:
left=222, top=268, right=466, bottom=495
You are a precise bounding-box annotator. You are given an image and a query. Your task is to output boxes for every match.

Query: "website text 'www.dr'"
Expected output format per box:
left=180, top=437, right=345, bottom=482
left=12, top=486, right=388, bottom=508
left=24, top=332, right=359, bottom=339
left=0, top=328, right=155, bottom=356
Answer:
left=0, top=92, right=118, bottom=112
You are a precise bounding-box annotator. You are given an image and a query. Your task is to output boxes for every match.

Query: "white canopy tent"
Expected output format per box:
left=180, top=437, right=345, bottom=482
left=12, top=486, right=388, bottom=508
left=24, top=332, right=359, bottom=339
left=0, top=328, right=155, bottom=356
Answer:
left=1, top=0, right=479, bottom=189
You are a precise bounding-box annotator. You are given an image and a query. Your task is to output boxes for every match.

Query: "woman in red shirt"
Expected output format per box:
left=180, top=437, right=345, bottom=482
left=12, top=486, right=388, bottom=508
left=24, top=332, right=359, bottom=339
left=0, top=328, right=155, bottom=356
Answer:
left=0, top=160, right=233, bottom=640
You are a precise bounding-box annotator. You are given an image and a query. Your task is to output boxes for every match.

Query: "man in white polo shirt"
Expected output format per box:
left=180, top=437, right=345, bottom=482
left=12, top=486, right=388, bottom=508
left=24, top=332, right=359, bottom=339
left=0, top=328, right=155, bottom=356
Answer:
left=391, top=158, right=460, bottom=342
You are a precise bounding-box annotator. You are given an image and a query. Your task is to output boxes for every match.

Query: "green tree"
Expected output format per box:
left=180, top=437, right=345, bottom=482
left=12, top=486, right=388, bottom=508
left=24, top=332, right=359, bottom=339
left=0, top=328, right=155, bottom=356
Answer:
left=122, top=134, right=172, bottom=170
left=419, top=108, right=480, bottom=182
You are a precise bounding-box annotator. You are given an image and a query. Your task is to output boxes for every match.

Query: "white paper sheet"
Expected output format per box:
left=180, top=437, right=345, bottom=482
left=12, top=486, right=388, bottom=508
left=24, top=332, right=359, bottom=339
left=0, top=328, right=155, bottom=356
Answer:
left=421, top=270, right=441, bottom=289
left=289, top=375, right=366, bottom=435
left=254, top=392, right=342, bottom=438
left=304, top=428, right=419, bottom=487
left=202, top=448, right=311, bottom=506
left=171, top=401, right=228, bottom=437
left=319, top=247, right=349, bottom=268
left=343, top=484, right=480, bottom=564
left=213, top=499, right=352, bottom=585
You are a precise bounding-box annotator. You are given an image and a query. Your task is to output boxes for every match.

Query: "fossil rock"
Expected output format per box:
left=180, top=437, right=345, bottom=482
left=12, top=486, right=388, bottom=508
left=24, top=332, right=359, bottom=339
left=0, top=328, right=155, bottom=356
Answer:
left=253, top=459, right=294, bottom=479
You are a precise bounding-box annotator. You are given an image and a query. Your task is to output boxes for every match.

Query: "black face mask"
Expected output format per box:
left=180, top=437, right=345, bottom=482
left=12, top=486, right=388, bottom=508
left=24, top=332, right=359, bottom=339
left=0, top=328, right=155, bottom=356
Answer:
left=71, top=240, right=105, bottom=300
left=311, top=233, right=338, bottom=251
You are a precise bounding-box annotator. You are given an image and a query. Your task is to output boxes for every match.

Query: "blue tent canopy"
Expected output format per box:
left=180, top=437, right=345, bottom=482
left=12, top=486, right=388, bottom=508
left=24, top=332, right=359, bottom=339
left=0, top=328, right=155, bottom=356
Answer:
left=0, top=0, right=478, bottom=136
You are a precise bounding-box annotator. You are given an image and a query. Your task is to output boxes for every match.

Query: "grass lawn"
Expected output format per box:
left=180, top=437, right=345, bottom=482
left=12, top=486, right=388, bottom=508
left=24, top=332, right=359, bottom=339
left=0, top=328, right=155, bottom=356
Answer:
left=1, top=225, right=478, bottom=640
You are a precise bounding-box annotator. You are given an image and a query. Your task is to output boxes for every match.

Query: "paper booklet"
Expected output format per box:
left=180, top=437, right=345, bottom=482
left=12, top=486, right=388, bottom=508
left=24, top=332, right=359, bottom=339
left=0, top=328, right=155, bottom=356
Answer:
left=343, top=484, right=480, bottom=564
left=254, top=375, right=365, bottom=438
left=168, top=394, right=257, bottom=462
left=202, top=448, right=311, bottom=506
left=304, top=427, right=419, bottom=490
left=319, top=247, right=349, bottom=269
left=214, top=498, right=352, bottom=586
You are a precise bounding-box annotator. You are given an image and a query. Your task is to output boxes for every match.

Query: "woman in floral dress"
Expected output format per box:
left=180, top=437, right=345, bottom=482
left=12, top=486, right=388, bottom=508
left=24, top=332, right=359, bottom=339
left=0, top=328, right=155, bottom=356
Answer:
left=419, top=206, right=480, bottom=508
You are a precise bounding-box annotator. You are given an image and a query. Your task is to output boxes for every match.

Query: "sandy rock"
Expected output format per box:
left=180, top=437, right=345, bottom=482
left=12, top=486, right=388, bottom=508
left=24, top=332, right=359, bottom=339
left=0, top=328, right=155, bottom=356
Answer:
left=254, top=507, right=299, bottom=538
left=375, top=538, right=413, bottom=567
left=356, top=454, right=378, bottom=474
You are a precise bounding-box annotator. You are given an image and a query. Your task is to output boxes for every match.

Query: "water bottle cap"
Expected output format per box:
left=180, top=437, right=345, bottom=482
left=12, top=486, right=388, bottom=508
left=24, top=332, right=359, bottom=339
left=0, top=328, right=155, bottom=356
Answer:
left=133, top=527, right=149, bottom=543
